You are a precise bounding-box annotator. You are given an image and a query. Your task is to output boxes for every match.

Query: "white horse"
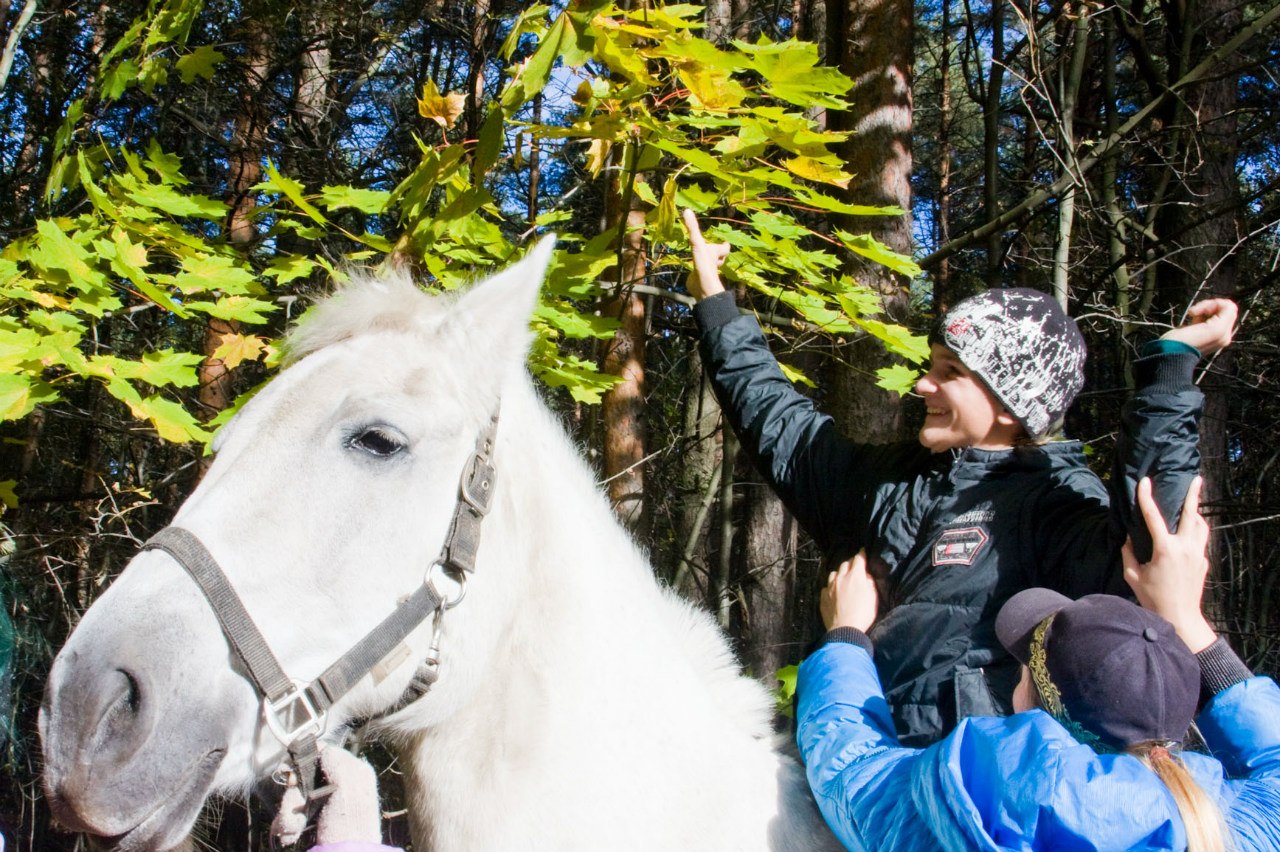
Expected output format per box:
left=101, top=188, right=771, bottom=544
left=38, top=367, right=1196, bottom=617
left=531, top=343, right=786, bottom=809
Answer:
left=40, top=240, right=840, bottom=852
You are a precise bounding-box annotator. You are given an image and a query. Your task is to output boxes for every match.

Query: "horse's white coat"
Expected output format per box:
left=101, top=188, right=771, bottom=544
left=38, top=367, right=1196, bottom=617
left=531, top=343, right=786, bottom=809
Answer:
left=42, top=240, right=840, bottom=851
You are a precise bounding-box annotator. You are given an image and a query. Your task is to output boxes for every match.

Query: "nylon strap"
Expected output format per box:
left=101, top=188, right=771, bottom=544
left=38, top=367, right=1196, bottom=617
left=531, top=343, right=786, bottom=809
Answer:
left=143, top=527, right=326, bottom=801
left=139, top=410, right=500, bottom=805
left=144, top=527, right=295, bottom=705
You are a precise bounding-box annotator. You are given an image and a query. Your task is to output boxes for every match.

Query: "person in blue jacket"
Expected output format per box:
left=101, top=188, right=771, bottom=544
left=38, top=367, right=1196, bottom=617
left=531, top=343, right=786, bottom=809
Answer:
left=797, top=475, right=1280, bottom=851
left=683, top=210, right=1239, bottom=745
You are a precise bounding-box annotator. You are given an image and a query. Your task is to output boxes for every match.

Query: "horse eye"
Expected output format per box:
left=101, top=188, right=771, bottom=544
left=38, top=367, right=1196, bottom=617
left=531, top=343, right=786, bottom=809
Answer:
left=346, top=427, right=406, bottom=458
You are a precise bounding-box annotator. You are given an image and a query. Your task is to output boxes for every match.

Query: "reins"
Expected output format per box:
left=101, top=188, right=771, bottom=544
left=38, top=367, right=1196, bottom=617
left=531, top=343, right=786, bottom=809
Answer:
left=141, top=411, right=500, bottom=806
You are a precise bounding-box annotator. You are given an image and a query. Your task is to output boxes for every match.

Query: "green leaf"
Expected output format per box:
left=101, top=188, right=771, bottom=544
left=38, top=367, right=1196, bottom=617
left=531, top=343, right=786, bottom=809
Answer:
left=175, top=45, right=225, bottom=83
left=102, top=59, right=141, bottom=100
left=773, top=664, right=798, bottom=718
left=677, top=64, right=748, bottom=110
left=172, top=253, right=259, bottom=296
left=0, top=328, right=44, bottom=370
left=128, top=349, right=204, bottom=388
left=109, top=229, right=189, bottom=316
left=734, top=38, right=853, bottom=109
left=0, top=480, right=17, bottom=509
left=263, top=255, right=317, bottom=285
left=777, top=360, right=816, bottom=388
left=533, top=304, right=620, bottom=340
left=134, top=394, right=211, bottom=443
left=854, top=317, right=930, bottom=363
left=317, top=185, right=391, bottom=214
left=30, top=219, right=106, bottom=292
left=475, top=107, right=505, bottom=177
left=875, top=363, right=922, bottom=395
left=835, top=231, right=922, bottom=278
left=652, top=175, right=678, bottom=242
left=499, top=4, right=551, bottom=60
left=255, top=161, right=328, bottom=226
left=794, top=189, right=903, bottom=218
left=137, top=56, right=170, bottom=93
left=124, top=180, right=227, bottom=220
left=0, top=373, right=59, bottom=421
left=144, top=140, right=190, bottom=186
left=784, top=155, right=852, bottom=188
left=188, top=295, right=277, bottom=324
left=503, top=12, right=567, bottom=110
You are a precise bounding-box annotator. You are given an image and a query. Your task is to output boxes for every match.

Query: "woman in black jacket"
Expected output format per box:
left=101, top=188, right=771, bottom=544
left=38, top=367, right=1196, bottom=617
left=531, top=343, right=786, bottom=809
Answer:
left=682, top=210, right=1238, bottom=745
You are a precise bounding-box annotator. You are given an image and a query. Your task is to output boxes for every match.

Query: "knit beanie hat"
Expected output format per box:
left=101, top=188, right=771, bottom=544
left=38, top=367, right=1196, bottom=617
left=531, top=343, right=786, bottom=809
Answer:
left=936, top=288, right=1086, bottom=439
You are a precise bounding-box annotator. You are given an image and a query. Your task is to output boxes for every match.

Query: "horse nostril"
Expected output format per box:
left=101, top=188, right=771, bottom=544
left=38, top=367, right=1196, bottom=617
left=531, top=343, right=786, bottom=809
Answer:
left=122, top=669, right=141, bottom=714
left=89, top=668, right=153, bottom=760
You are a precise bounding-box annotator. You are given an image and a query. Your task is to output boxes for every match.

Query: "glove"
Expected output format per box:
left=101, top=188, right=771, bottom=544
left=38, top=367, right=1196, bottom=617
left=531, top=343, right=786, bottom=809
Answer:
left=314, top=746, right=383, bottom=845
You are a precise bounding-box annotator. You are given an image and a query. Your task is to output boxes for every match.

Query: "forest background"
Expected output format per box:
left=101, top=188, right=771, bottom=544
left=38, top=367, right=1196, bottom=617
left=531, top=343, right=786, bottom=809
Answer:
left=0, top=0, right=1276, bottom=848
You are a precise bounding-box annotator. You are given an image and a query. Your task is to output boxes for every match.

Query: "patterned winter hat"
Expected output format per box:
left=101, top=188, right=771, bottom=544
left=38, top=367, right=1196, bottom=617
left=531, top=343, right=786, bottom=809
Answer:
left=936, top=288, right=1086, bottom=439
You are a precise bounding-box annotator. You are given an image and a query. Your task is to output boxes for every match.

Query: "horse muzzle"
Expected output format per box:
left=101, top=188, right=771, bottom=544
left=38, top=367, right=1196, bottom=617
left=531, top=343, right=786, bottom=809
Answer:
left=40, top=606, right=238, bottom=850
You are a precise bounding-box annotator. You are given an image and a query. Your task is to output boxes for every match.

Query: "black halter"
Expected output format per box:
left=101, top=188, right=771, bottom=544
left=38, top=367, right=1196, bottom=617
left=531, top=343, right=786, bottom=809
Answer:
left=141, top=412, right=499, bottom=804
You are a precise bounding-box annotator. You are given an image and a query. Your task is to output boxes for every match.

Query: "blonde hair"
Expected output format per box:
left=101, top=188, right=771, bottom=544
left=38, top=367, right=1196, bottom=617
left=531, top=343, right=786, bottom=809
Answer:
left=1129, top=742, right=1230, bottom=852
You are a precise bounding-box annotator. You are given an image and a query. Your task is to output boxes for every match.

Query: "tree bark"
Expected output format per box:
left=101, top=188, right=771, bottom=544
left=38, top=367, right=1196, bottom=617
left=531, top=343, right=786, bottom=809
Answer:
left=672, top=352, right=722, bottom=600
left=825, top=0, right=913, bottom=438
left=600, top=171, right=649, bottom=531
left=982, top=0, right=1006, bottom=285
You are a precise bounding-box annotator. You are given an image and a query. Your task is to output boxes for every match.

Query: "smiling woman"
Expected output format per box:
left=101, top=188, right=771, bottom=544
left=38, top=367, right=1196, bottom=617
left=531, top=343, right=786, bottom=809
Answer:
left=913, top=343, right=1023, bottom=452
left=682, top=212, right=1235, bottom=748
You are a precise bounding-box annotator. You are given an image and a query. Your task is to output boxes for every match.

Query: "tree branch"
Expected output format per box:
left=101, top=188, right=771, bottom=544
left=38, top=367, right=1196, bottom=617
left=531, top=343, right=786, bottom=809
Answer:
left=920, top=0, right=1280, bottom=270
left=0, top=0, right=37, bottom=93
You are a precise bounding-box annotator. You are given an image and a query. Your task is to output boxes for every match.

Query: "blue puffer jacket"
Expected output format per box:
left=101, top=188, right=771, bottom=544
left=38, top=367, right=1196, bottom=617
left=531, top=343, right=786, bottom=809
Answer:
left=797, top=641, right=1280, bottom=850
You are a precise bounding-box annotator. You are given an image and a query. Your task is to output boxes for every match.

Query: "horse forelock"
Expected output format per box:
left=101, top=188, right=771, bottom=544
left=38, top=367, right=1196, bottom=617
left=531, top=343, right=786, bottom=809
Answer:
left=281, top=268, right=453, bottom=366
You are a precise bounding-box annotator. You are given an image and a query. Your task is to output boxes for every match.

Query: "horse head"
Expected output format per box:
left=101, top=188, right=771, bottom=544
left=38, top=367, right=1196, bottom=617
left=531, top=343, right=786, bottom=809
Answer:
left=40, top=238, right=556, bottom=850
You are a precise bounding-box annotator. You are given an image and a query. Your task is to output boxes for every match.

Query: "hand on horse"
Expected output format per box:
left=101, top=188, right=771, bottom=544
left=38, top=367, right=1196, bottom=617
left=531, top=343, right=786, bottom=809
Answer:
left=681, top=209, right=730, bottom=301
left=314, top=745, right=385, bottom=846
left=820, top=550, right=878, bottom=633
left=1161, top=298, right=1238, bottom=356
left=1122, top=476, right=1218, bottom=653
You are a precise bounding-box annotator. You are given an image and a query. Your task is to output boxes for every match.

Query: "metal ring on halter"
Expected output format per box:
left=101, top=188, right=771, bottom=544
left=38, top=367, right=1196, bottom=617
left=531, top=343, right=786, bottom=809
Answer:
left=262, top=679, right=326, bottom=747
left=426, top=560, right=467, bottom=609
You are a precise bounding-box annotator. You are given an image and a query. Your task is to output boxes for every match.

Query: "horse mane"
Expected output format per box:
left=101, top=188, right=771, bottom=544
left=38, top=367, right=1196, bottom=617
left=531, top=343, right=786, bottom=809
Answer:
left=282, top=269, right=450, bottom=365
left=659, top=590, right=776, bottom=740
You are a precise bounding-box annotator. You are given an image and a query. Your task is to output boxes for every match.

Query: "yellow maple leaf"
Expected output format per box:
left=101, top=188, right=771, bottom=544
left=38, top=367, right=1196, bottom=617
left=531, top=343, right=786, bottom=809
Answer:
left=417, top=80, right=466, bottom=130
left=212, top=332, right=266, bottom=369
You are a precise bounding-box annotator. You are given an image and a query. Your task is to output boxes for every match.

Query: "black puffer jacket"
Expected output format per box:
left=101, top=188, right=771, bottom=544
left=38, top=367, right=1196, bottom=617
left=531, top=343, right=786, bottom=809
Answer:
left=696, top=292, right=1204, bottom=746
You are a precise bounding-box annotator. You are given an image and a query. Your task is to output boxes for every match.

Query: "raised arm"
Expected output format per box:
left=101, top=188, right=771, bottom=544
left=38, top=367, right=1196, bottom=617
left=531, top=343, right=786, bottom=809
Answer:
left=680, top=211, right=897, bottom=553
left=1121, top=476, right=1216, bottom=652
left=682, top=209, right=728, bottom=301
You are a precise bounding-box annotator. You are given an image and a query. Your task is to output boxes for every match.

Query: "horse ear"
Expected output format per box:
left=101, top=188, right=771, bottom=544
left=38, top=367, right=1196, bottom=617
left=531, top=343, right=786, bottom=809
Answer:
left=447, top=235, right=555, bottom=370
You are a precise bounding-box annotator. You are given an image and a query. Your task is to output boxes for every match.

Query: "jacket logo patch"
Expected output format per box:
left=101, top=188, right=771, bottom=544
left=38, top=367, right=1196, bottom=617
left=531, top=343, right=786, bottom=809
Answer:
left=932, top=527, right=990, bottom=566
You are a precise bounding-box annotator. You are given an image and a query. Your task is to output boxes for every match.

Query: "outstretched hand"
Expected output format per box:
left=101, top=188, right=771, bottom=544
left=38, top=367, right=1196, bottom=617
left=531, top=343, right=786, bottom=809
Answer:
left=1122, top=476, right=1218, bottom=652
left=820, top=550, right=878, bottom=633
left=681, top=209, right=729, bottom=301
left=1161, top=298, right=1238, bottom=356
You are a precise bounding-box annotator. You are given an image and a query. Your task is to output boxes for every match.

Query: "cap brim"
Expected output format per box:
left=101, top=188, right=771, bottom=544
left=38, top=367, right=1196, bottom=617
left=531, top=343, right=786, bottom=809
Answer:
left=996, top=588, right=1073, bottom=664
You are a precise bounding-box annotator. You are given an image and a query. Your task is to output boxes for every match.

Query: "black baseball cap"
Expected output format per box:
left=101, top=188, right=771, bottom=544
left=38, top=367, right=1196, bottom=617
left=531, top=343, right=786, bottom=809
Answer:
left=995, top=589, right=1200, bottom=749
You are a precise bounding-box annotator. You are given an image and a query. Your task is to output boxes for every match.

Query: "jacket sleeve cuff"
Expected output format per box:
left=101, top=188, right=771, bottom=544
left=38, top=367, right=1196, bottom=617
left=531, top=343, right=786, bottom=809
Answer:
left=693, top=290, right=740, bottom=334
left=819, top=626, right=874, bottom=655
left=1139, top=338, right=1200, bottom=359
left=1197, top=636, right=1253, bottom=698
left=1133, top=344, right=1199, bottom=393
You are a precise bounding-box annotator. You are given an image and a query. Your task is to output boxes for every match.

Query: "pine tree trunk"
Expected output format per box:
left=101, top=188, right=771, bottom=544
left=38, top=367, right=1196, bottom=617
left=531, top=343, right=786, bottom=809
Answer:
left=600, top=175, right=649, bottom=531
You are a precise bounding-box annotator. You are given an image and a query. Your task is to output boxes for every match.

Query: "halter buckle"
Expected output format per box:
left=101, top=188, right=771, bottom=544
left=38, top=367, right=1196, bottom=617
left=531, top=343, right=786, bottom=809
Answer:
left=263, top=681, right=326, bottom=746
left=459, top=455, right=495, bottom=515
